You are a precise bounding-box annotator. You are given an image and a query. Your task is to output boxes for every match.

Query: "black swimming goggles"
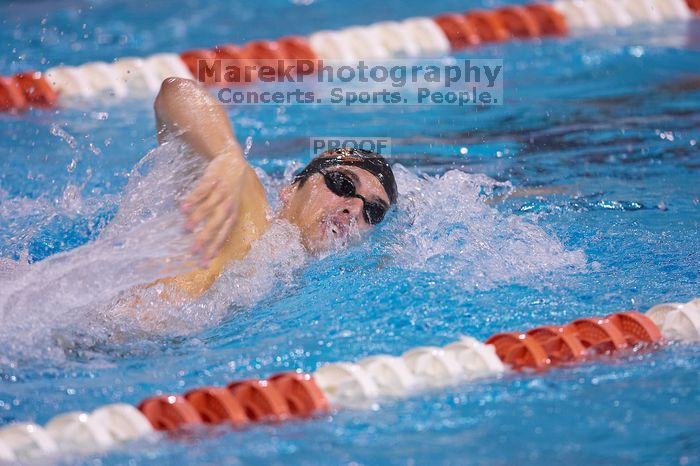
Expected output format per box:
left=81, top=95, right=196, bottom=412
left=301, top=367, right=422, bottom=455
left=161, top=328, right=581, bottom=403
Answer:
left=320, top=169, right=389, bottom=225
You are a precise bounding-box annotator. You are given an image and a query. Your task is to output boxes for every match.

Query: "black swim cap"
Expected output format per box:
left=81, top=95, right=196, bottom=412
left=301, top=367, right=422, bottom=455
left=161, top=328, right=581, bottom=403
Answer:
left=293, top=148, right=398, bottom=204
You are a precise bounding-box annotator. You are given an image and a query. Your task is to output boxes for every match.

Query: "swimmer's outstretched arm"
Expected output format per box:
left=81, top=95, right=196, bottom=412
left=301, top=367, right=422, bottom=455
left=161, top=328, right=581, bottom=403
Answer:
left=154, top=77, right=255, bottom=266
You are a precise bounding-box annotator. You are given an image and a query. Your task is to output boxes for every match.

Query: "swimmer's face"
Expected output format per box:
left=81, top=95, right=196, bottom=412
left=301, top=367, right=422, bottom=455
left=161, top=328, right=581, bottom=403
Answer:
left=280, top=166, right=391, bottom=252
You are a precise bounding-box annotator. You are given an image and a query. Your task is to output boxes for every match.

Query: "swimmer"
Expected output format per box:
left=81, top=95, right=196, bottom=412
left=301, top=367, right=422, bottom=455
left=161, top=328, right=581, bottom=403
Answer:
left=148, top=77, right=397, bottom=299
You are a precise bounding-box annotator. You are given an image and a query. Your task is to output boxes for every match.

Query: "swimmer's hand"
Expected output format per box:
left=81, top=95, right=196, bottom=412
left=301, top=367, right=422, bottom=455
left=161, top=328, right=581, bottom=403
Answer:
left=154, top=77, right=256, bottom=269
left=182, top=150, right=245, bottom=268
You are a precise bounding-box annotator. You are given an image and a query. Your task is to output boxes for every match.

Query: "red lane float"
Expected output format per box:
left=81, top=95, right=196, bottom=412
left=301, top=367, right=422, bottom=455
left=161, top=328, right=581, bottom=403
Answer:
left=497, top=6, right=542, bottom=38
left=212, top=45, right=259, bottom=85
left=606, top=311, right=663, bottom=345
left=0, top=76, right=27, bottom=112
left=15, top=71, right=59, bottom=108
left=526, top=325, right=587, bottom=364
left=524, top=3, right=568, bottom=35
left=268, top=372, right=329, bottom=417
left=464, top=10, right=511, bottom=43
left=136, top=372, right=328, bottom=433
left=137, top=395, right=203, bottom=431
left=434, top=14, right=481, bottom=50
left=184, top=387, right=249, bottom=425
left=687, top=0, right=700, bottom=13
left=277, top=36, right=318, bottom=61
left=241, top=40, right=285, bottom=77
left=179, top=49, right=217, bottom=79
left=565, top=317, right=629, bottom=354
left=485, top=332, right=551, bottom=370
left=0, top=72, right=57, bottom=112
left=434, top=2, right=566, bottom=49
left=486, top=311, right=662, bottom=371
left=227, top=379, right=291, bottom=421
left=180, top=35, right=317, bottom=85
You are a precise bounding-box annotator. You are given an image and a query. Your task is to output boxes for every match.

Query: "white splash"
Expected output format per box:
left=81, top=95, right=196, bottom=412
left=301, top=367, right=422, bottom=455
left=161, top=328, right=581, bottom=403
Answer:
left=0, top=142, right=307, bottom=365
left=0, top=153, right=584, bottom=365
left=384, top=165, right=586, bottom=291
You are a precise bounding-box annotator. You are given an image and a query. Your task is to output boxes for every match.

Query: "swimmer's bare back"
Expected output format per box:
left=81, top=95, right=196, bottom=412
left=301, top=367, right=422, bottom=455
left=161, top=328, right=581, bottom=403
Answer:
left=148, top=77, right=270, bottom=298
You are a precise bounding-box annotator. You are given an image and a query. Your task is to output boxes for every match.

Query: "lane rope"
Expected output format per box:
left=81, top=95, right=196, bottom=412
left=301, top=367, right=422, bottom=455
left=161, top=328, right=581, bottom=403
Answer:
left=1, top=0, right=697, bottom=112
left=1, top=298, right=698, bottom=461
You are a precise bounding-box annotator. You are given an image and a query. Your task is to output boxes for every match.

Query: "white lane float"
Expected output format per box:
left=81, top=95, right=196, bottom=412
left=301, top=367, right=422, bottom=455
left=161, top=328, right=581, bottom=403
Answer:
left=646, top=299, right=700, bottom=342
left=0, top=423, right=58, bottom=462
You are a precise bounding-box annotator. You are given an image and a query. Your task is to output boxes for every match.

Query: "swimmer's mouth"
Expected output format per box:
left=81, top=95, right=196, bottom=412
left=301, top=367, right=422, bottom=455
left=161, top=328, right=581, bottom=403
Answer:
left=323, top=216, right=350, bottom=239
left=330, top=221, right=349, bottom=238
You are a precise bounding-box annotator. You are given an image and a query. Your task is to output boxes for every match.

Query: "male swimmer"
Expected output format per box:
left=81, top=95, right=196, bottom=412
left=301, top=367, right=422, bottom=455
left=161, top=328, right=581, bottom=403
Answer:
left=149, top=77, right=397, bottom=298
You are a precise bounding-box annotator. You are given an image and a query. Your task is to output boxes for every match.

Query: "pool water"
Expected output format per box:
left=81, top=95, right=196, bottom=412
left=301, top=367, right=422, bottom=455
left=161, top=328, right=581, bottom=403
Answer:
left=1, top=0, right=700, bottom=464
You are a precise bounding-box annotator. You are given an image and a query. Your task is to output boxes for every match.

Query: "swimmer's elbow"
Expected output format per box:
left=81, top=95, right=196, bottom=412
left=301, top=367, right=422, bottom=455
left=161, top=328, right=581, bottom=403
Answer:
left=155, top=77, right=197, bottom=111
left=154, top=78, right=209, bottom=142
left=159, top=77, right=197, bottom=95
left=153, top=76, right=234, bottom=151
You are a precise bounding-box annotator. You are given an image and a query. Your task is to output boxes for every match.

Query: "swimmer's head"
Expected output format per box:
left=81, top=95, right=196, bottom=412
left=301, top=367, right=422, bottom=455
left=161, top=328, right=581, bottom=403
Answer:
left=279, top=148, right=397, bottom=252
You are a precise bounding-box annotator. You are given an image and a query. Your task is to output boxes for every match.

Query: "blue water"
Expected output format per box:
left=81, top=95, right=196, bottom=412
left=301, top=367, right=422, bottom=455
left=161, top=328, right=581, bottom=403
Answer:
left=1, top=0, right=700, bottom=464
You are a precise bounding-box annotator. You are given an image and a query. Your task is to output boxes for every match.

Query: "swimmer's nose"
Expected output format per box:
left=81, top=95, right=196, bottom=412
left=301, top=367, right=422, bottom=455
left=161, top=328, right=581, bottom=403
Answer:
left=341, top=197, right=364, bottom=222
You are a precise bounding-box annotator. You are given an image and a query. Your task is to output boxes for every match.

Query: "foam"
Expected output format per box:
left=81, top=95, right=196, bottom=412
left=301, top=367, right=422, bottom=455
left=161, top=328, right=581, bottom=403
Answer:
left=0, top=151, right=584, bottom=365
left=0, top=141, right=311, bottom=365
left=383, top=166, right=586, bottom=291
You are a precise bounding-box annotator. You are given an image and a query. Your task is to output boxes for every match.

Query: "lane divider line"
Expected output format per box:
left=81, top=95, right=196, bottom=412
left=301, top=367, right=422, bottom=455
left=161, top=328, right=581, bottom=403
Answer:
left=1, top=0, right=697, bottom=112
left=4, top=298, right=698, bottom=461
